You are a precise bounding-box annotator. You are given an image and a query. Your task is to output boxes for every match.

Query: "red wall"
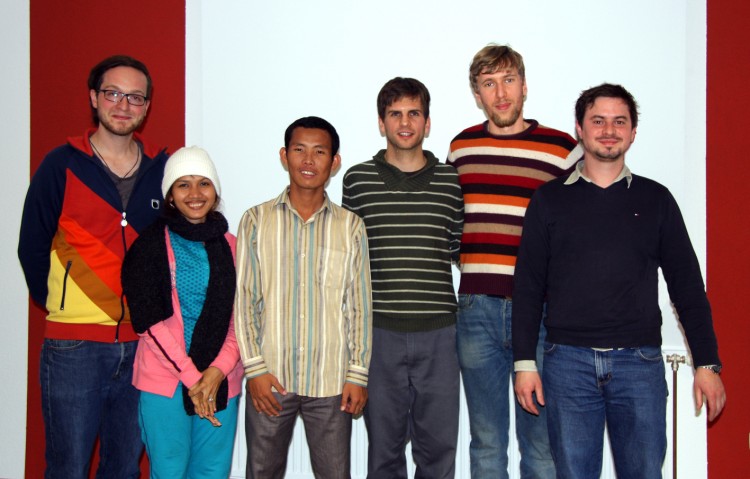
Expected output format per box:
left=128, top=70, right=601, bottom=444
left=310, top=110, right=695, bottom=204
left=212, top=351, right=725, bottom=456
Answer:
left=706, top=2, right=750, bottom=477
left=27, top=1, right=185, bottom=477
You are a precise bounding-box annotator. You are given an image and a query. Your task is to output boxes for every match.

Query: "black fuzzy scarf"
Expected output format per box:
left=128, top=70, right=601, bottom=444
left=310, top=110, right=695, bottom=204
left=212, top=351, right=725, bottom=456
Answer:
left=123, top=211, right=236, bottom=415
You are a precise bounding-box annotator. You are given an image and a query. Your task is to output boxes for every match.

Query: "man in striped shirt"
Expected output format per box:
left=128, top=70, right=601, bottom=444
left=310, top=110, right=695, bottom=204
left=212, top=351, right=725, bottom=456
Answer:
left=235, top=117, right=372, bottom=478
left=446, top=44, right=580, bottom=479
left=342, top=77, right=464, bottom=478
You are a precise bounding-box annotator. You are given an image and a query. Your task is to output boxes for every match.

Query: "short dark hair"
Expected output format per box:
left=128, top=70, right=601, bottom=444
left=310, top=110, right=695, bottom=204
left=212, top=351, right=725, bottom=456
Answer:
left=575, top=83, right=639, bottom=128
left=88, top=55, right=152, bottom=125
left=377, top=77, right=431, bottom=120
left=283, top=116, right=340, bottom=157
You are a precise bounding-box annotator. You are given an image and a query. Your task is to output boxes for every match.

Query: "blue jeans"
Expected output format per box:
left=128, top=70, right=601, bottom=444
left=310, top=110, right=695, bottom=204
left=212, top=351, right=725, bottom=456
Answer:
left=140, top=389, right=238, bottom=479
left=40, top=339, right=143, bottom=479
left=365, top=326, right=460, bottom=479
left=543, top=344, right=667, bottom=479
left=456, top=294, right=554, bottom=479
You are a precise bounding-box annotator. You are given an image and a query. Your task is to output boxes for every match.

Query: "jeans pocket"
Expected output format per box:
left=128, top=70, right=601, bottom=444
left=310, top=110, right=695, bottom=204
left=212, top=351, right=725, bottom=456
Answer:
left=543, top=341, right=557, bottom=355
left=45, top=338, right=85, bottom=351
left=457, top=293, right=474, bottom=309
left=635, top=345, right=663, bottom=362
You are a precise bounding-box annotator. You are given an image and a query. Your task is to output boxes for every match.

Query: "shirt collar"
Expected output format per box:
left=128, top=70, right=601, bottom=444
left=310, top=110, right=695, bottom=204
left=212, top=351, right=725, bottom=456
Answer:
left=274, top=188, right=334, bottom=221
left=564, top=160, right=632, bottom=188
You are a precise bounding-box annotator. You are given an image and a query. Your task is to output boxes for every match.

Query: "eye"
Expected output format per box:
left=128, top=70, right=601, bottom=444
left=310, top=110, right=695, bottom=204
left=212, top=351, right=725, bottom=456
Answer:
left=504, top=77, right=515, bottom=83
left=483, top=81, right=494, bottom=88
left=409, top=111, right=421, bottom=117
left=200, top=180, right=212, bottom=187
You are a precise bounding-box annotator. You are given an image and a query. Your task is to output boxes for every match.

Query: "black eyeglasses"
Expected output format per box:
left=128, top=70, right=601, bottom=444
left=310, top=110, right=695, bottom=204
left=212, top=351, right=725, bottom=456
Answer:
left=98, top=90, right=148, bottom=106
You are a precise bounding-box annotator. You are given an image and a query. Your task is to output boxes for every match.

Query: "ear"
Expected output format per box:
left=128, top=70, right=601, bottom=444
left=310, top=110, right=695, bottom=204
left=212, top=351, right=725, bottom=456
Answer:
left=425, top=117, right=432, bottom=138
left=630, top=127, right=637, bottom=143
left=279, top=147, right=289, bottom=171
left=522, top=79, right=528, bottom=100
left=331, top=153, right=342, bottom=177
left=378, top=116, right=386, bottom=137
left=90, top=89, right=99, bottom=109
left=575, top=122, right=583, bottom=140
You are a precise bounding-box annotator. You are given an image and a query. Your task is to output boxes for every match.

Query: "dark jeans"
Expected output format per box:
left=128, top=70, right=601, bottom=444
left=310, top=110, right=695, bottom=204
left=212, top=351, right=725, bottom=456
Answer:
left=40, top=339, right=142, bottom=479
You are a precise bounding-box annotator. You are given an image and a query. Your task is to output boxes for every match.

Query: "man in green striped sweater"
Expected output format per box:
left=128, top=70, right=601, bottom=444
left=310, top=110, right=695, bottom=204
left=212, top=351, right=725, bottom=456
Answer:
left=342, top=77, right=464, bottom=478
left=446, top=44, right=580, bottom=479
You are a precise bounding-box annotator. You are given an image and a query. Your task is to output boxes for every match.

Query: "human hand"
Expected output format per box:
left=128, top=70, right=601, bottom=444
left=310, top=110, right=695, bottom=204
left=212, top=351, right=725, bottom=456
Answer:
left=340, top=383, right=367, bottom=415
left=694, top=367, right=726, bottom=422
left=514, top=371, right=545, bottom=415
left=189, top=366, right=226, bottom=418
left=247, top=373, right=286, bottom=416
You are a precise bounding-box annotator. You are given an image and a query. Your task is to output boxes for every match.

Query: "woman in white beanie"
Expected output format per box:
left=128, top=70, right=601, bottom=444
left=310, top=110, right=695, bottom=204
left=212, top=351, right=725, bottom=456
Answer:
left=122, top=146, right=242, bottom=478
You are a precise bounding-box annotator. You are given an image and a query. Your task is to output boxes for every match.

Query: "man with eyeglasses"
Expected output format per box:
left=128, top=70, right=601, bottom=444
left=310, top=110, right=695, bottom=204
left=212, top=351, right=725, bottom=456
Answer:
left=19, top=55, right=168, bottom=479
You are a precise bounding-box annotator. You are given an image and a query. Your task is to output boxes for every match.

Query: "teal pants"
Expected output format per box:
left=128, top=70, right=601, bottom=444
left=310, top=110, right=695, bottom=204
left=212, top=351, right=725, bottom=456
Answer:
left=139, top=387, right=239, bottom=479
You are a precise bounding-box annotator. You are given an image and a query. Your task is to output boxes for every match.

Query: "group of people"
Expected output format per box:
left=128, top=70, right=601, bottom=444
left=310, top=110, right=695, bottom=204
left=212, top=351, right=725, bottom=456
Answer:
left=18, top=44, right=725, bottom=479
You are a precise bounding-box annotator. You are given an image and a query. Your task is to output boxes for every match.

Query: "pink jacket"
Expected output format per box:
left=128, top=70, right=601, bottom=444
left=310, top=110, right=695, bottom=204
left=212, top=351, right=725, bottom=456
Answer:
left=132, top=230, right=243, bottom=398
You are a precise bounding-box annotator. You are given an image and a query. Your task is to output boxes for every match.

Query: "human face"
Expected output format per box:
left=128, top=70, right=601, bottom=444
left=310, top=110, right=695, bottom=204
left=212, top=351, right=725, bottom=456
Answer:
left=281, top=127, right=341, bottom=196
left=378, top=96, right=431, bottom=153
left=168, top=175, right=217, bottom=224
left=89, top=66, right=150, bottom=136
left=473, top=68, right=527, bottom=135
left=575, top=97, right=637, bottom=164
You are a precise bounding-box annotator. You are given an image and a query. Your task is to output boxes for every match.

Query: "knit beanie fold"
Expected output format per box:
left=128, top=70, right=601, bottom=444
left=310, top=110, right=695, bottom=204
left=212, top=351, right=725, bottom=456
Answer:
left=162, top=146, right=222, bottom=198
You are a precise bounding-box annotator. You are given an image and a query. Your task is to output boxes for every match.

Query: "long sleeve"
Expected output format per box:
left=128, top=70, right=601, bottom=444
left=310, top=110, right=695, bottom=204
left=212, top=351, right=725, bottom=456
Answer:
left=511, top=189, right=549, bottom=363
left=344, top=219, right=372, bottom=387
left=234, top=209, right=267, bottom=378
left=658, top=191, right=719, bottom=366
left=18, top=152, right=67, bottom=306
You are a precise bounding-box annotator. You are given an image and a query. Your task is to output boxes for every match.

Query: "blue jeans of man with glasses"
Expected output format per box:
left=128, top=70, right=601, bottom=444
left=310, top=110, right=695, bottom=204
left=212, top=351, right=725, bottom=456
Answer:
left=456, top=294, right=555, bottom=479
left=40, top=339, right=143, bottom=479
left=543, top=344, right=668, bottom=479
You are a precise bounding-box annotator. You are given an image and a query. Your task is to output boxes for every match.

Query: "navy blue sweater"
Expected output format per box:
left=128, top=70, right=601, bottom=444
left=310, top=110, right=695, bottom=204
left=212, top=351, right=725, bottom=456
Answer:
left=512, top=173, right=720, bottom=367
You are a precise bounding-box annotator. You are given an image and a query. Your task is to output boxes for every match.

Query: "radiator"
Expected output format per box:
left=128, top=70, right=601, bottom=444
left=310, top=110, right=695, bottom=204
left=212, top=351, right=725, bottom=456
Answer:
left=228, top=348, right=706, bottom=478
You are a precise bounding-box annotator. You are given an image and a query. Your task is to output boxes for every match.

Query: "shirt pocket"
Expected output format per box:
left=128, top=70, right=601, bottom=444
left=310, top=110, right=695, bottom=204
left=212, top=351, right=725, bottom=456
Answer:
left=314, top=247, right=348, bottom=291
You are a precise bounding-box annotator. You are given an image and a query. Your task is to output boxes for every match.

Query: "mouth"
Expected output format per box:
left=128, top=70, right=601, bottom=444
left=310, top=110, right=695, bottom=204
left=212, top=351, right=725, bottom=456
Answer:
left=397, top=131, right=414, bottom=138
left=185, top=201, right=206, bottom=209
left=494, top=101, right=512, bottom=111
left=597, top=136, right=621, bottom=146
left=300, top=169, right=317, bottom=177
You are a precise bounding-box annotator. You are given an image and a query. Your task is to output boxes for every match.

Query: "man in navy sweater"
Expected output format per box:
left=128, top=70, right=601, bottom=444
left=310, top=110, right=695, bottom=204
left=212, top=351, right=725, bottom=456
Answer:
left=512, top=83, right=726, bottom=479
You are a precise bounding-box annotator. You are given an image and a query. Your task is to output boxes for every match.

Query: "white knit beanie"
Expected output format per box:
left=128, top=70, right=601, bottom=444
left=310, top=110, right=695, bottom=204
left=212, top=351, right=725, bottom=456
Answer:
left=161, top=146, right=222, bottom=198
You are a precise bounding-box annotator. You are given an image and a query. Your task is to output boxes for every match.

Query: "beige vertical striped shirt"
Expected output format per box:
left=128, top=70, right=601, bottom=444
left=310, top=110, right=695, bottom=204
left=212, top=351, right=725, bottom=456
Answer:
left=235, top=189, right=372, bottom=397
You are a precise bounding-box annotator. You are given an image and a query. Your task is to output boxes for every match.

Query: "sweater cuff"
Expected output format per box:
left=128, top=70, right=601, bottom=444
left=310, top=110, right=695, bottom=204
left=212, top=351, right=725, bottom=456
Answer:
left=345, top=365, right=369, bottom=388
left=514, top=360, right=537, bottom=373
left=243, top=356, right=268, bottom=378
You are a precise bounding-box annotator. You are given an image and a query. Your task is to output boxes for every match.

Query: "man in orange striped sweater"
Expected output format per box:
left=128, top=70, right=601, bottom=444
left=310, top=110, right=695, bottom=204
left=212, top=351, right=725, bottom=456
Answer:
left=446, top=44, right=580, bottom=479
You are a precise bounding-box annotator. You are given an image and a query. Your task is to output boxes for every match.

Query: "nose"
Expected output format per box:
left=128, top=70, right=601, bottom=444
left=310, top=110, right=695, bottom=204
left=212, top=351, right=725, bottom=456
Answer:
left=494, top=83, right=506, bottom=99
left=603, top=121, right=615, bottom=134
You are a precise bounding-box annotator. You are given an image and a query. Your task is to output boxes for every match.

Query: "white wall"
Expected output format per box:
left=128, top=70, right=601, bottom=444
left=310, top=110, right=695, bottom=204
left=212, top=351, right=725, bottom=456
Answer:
left=187, top=0, right=710, bottom=477
left=1, top=1, right=30, bottom=478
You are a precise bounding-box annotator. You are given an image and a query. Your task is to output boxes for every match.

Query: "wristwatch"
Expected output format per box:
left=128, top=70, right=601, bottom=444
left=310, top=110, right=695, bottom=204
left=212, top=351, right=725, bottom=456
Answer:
left=699, top=364, right=722, bottom=374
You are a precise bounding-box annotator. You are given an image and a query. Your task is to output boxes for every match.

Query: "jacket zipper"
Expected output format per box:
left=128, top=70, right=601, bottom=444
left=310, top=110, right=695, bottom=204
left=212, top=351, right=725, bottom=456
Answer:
left=114, top=211, right=129, bottom=343
left=60, top=260, right=73, bottom=310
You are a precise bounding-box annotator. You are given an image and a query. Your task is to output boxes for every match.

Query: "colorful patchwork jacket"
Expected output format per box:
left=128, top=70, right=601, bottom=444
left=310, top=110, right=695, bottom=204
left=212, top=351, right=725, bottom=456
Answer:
left=18, top=129, right=168, bottom=342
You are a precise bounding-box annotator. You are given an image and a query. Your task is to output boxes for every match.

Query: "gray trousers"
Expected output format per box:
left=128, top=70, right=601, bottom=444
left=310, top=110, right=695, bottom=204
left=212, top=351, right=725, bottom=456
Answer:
left=364, top=326, right=460, bottom=479
left=245, top=393, right=352, bottom=479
